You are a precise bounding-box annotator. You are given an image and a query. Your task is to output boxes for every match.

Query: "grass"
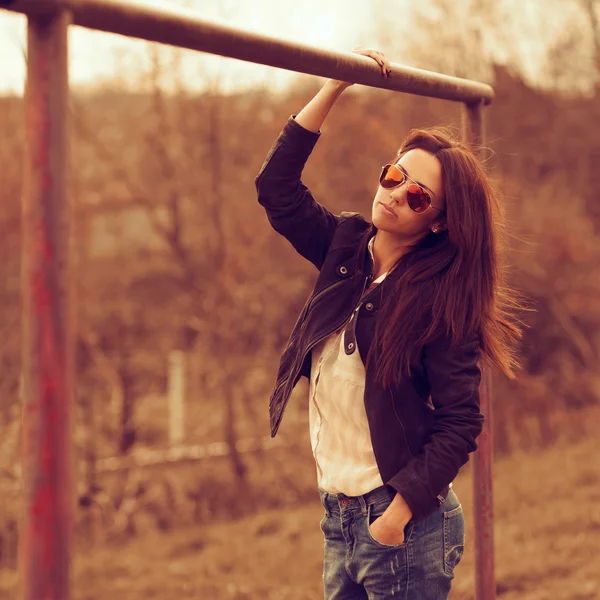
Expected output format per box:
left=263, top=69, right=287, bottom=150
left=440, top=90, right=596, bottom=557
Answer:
left=0, top=430, right=598, bottom=599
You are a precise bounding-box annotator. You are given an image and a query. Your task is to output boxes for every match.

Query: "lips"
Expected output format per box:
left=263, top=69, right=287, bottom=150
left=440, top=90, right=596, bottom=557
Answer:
left=379, top=202, right=396, bottom=217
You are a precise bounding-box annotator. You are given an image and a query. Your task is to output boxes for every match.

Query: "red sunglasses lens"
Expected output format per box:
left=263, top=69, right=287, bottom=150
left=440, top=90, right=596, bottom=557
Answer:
left=379, top=164, right=404, bottom=189
left=406, top=183, right=431, bottom=213
left=380, top=165, right=433, bottom=213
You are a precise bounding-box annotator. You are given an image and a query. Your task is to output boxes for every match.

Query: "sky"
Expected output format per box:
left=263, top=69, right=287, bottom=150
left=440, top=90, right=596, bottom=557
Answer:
left=0, top=0, right=597, bottom=96
left=0, top=0, right=383, bottom=95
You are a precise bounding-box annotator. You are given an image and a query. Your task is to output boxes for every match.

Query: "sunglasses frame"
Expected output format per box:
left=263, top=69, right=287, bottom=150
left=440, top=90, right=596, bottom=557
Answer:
left=379, top=163, right=443, bottom=214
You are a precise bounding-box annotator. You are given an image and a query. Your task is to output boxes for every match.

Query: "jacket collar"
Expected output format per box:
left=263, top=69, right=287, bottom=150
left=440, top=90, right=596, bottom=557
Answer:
left=363, top=224, right=408, bottom=286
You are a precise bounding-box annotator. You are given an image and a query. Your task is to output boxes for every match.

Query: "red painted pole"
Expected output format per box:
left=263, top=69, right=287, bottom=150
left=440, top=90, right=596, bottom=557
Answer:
left=19, top=8, right=74, bottom=600
left=463, top=100, right=496, bottom=600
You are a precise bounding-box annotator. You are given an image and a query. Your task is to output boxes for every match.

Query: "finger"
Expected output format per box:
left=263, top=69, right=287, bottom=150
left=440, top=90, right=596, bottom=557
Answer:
left=354, top=48, right=380, bottom=60
left=376, top=53, right=390, bottom=71
left=372, top=53, right=388, bottom=76
left=367, top=50, right=390, bottom=76
left=367, top=50, right=385, bottom=66
left=373, top=51, right=390, bottom=68
left=352, top=48, right=390, bottom=77
left=375, top=53, right=392, bottom=77
left=363, top=52, right=385, bottom=70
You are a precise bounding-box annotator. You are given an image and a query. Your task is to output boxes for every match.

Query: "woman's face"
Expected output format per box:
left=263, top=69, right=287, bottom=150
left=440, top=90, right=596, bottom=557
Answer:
left=371, top=148, right=446, bottom=239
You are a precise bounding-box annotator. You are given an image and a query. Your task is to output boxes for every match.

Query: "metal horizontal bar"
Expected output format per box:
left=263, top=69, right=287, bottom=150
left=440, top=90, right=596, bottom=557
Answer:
left=2, top=0, right=494, bottom=104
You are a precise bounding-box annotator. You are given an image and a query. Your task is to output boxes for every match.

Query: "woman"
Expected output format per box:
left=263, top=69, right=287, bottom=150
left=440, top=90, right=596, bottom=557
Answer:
left=255, top=49, right=522, bottom=600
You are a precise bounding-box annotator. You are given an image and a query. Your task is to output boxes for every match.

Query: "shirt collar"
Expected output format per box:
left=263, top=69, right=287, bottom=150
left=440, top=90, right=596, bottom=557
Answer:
left=368, top=235, right=388, bottom=283
left=368, top=235, right=375, bottom=258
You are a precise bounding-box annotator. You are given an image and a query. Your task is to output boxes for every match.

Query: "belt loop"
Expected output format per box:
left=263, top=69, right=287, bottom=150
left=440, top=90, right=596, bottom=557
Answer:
left=358, top=494, right=368, bottom=517
left=319, top=490, right=331, bottom=517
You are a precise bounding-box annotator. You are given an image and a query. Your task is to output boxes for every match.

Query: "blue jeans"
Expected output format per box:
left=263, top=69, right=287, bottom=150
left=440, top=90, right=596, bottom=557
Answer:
left=318, top=484, right=465, bottom=599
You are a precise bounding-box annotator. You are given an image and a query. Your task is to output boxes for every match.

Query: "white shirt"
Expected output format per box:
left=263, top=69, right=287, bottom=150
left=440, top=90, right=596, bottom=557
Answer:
left=308, top=236, right=453, bottom=496
left=308, top=237, right=386, bottom=495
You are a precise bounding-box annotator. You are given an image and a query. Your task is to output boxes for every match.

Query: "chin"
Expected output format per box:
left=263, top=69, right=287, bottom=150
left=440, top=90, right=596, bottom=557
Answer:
left=372, top=214, right=398, bottom=232
left=371, top=213, right=388, bottom=230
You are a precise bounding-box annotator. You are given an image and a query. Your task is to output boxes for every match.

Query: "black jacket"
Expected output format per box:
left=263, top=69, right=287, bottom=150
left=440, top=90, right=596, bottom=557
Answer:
left=255, top=115, right=484, bottom=521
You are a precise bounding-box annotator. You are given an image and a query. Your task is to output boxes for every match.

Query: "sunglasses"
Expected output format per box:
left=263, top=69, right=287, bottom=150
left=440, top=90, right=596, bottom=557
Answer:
left=379, top=163, right=442, bottom=214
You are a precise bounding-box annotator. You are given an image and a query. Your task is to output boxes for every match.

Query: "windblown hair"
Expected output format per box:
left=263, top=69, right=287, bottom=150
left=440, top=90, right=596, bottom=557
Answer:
left=365, top=126, right=526, bottom=389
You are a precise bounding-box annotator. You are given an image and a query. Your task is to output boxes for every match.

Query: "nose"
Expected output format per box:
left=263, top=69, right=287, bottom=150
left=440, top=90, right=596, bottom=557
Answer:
left=389, top=188, right=406, bottom=206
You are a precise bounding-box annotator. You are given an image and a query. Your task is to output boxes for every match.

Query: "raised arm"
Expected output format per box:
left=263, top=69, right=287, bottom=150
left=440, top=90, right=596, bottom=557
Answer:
left=255, top=49, right=392, bottom=270
left=254, top=80, right=351, bottom=270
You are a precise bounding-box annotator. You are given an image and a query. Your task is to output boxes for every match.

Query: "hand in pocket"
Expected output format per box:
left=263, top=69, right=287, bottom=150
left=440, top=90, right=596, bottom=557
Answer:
left=369, top=515, right=407, bottom=546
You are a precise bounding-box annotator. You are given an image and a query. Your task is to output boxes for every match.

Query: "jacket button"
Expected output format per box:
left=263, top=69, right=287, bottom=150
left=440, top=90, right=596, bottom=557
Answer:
left=365, top=303, right=374, bottom=311
left=339, top=266, right=348, bottom=275
left=347, top=342, right=355, bottom=351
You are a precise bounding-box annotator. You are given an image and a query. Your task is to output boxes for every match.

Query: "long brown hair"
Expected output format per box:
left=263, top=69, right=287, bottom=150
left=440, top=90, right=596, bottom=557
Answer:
left=366, top=126, right=526, bottom=389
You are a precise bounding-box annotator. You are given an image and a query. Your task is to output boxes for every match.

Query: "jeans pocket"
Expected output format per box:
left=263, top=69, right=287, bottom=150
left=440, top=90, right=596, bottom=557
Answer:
left=443, top=504, right=465, bottom=575
left=319, top=513, right=327, bottom=534
left=365, top=502, right=413, bottom=549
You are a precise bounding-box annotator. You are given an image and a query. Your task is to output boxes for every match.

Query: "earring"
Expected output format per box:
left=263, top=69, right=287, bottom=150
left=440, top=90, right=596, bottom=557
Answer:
left=432, top=227, right=439, bottom=234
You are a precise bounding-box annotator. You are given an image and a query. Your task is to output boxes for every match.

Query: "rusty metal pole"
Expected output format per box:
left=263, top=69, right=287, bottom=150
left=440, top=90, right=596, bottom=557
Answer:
left=20, top=7, right=74, bottom=600
left=3, top=0, right=494, bottom=105
left=472, top=368, right=495, bottom=600
left=463, top=100, right=496, bottom=600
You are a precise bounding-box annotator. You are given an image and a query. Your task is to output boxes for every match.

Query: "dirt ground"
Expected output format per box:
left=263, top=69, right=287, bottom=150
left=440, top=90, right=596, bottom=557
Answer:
left=1, top=432, right=599, bottom=600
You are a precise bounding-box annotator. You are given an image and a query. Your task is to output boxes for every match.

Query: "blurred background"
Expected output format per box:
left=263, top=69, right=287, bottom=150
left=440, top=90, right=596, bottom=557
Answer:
left=0, top=0, right=599, bottom=598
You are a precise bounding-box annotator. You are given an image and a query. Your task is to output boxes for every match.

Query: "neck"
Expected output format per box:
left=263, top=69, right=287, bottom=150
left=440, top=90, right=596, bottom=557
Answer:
left=371, top=230, right=412, bottom=278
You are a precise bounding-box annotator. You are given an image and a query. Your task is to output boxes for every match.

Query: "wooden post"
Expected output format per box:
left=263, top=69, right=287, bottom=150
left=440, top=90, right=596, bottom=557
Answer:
left=168, top=350, right=185, bottom=446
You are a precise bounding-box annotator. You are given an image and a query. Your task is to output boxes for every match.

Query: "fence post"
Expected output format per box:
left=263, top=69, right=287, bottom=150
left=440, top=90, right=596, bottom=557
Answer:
left=20, top=8, right=74, bottom=600
left=462, top=100, right=496, bottom=600
left=168, top=349, right=186, bottom=446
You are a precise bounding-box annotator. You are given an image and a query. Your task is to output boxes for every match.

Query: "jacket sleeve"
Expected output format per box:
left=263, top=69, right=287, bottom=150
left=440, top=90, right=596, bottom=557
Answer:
left=386, top=334, right=485, bottom=521
left=255, top=115, right=340, bottom=271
